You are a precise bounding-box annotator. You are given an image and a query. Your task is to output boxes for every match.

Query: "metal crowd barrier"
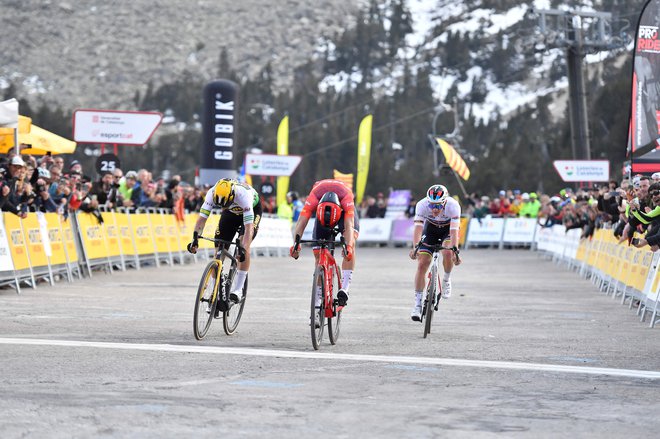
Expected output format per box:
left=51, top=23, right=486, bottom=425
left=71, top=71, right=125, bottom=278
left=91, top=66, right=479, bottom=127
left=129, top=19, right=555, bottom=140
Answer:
left=0, top=210, right=295, bottom=294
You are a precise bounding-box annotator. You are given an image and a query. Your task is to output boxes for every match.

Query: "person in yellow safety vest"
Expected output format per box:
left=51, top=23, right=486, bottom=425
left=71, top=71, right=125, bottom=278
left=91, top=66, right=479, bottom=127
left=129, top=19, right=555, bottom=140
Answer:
left=277, top=199, right=293, bottom=222
left=519, top=192, right=541, bottom=218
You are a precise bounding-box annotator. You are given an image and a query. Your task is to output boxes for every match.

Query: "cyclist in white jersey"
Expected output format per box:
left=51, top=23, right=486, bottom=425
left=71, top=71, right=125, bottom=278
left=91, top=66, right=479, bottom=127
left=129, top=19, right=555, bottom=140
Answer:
left=409, top=184, right=461, bottom=321
left=187, top=178, right=262, bottom=303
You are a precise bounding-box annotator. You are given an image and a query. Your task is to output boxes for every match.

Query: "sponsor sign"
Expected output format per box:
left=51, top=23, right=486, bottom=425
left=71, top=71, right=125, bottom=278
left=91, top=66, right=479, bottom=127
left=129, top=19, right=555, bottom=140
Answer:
left=502, top=218, right=537, bottom=243
left=73, top=109, right=162, bottom=145
left=200, top=80, right=239, bottom=185
left=553, top=160, right=610, bottom=182
left=245, top=153, right=302, bottom=177
left=358, top=218, right=391, bottom=242
left=0, top=217, right=14, bottom=271
left=466, top=217, right=505, bottom=244
left=390, top=218, right=415, bottom=242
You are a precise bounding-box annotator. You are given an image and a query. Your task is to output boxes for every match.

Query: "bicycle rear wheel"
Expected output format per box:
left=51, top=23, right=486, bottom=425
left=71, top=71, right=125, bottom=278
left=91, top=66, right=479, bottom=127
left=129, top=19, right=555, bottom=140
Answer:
left=310, top=266, right=325, bottom=350
left=223, top=273, right=247, bottom=335
left=327, top=266, right=341, bottom=345
left=423, top=263, right=437, bottom=338
left=193, top=260, right=219, bottom=340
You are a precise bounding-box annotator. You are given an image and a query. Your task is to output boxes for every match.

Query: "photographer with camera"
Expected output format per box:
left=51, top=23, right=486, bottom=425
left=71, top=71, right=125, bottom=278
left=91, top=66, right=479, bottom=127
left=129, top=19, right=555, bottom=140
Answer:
left=2, top=156, right=29, bottom=218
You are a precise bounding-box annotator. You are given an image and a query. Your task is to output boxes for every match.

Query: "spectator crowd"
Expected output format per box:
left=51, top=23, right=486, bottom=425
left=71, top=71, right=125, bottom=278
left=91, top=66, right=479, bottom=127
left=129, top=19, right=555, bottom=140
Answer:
left=5, top=151, right=660, bottom=253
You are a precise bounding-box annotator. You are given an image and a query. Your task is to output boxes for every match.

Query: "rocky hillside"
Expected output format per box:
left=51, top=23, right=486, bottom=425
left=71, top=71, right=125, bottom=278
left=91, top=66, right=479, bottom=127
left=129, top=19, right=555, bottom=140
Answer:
left=1, top=0, right=359, bottom=110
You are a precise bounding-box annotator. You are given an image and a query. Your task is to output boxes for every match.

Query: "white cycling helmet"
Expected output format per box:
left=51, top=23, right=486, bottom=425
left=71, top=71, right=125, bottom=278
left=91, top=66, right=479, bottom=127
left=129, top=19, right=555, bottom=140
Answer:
left=426, top=184, right=448, bottom=205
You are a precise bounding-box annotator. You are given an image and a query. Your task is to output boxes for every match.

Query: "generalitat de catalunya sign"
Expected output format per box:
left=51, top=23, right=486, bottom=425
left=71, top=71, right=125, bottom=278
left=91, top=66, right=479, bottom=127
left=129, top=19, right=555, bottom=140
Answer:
left=245, top=153, right=302, bottom=176
left=553, top=160, right=610, bottom=182
left=73, top=109, right=162, bottom=145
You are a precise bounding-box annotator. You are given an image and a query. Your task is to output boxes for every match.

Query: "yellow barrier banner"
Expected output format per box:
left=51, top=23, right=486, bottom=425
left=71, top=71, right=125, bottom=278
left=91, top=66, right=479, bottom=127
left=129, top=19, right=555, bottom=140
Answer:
left=3, top=212, right=30, bottom=270
left=102, top=211, right=122, bottom=258
left=150, top=212, right=171, bottom=254
left=164, top=213, right=183, bottom=252
left=199, top=213, right=220, bottom=249
left=129, top=213, right=156, bottom=255
left=44, top=213, right=68, bottom=266
left=182, top=213, right=197, bottom=249
left=356, top=114, right=372, bottom=204
left=60, top=217, right=79, bottom=263
left=114, top=213, right=136, bottom=256
left=77, top=212, right=108, bottom=260
left=459, top=217, right=469, bottom=247
left=21, top=213, right=49, bottom=268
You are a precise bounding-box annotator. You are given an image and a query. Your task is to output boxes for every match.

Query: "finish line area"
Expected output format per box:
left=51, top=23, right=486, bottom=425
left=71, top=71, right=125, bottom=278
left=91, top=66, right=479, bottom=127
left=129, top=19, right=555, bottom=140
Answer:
left=2, top=337, right=660, bottom=380
left=1, top=248, right=659, bottom=437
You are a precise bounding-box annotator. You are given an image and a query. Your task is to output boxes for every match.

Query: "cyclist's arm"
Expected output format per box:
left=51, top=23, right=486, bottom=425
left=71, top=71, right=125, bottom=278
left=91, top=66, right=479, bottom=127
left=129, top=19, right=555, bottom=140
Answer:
left=193, top=215, right=208, bottom=237
left=412, top=221, right=423, bottom=246
left=242, top=223, right=254, bottom=253
left=293, top=213, right=310, bottom=240
left=343, top=215, right=355, bottom=248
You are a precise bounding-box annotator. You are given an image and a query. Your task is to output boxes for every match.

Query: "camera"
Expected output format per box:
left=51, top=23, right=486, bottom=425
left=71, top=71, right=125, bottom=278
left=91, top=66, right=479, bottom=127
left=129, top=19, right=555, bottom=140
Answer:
left=632, top=238, right=641, bottom=246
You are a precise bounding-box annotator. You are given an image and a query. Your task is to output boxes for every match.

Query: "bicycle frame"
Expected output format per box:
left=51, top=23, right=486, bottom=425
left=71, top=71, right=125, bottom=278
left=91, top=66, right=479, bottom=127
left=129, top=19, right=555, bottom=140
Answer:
left=318, top=246, right=343, bottom=317
left=298, top=236, right=345, bottom=316
left=201, top=236, right=241, bottom=307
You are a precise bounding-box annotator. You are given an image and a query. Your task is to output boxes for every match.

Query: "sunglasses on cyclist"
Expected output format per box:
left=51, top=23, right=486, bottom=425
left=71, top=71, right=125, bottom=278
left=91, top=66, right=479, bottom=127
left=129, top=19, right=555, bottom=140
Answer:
left=429, top=202, right=444, bottom=209
left=650, top=190, right=660, bottom=196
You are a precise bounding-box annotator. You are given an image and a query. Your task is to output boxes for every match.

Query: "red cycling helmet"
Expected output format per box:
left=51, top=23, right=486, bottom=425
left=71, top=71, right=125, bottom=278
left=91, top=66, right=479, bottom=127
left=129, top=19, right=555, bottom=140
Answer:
left=316, top=192, right=343, bottom=228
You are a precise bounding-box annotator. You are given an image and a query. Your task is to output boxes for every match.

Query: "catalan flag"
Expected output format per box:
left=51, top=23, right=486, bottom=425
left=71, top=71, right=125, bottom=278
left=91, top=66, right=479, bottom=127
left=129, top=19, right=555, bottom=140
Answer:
left=333, top=169, right=354, bottom=191
left=435, top=138, right=470, bottom=181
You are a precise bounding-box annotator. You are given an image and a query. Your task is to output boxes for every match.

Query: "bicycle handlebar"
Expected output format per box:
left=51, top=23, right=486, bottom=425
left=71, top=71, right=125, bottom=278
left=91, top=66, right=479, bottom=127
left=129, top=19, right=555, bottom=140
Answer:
left=413, top=241, right=460, bottom=259
left=198, top=235, right=246, bottom=261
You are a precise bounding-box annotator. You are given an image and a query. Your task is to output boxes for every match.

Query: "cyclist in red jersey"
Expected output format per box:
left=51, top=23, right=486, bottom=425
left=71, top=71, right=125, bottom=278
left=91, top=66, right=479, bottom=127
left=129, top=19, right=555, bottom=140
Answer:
left=289, top=179, right=359, bottom=306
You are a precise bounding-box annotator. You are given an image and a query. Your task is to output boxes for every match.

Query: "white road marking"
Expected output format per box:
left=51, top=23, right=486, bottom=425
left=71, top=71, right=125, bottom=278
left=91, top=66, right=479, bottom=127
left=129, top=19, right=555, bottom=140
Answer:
left=1, top=337, right=659, bottom=380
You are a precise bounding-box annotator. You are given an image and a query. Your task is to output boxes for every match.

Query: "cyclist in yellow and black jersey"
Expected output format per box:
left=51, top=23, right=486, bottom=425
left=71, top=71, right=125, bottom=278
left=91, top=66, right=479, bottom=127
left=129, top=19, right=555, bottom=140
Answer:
left=187, top=179, right=262, bottom=302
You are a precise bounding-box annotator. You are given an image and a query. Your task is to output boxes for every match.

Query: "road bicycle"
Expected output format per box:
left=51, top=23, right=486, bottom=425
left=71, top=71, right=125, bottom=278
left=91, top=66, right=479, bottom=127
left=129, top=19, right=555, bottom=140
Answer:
left=413, top=242, right=461, bottom=338
left=193, top=235, right=247, bottom=339
left=294, top=233, right=346, bottom=350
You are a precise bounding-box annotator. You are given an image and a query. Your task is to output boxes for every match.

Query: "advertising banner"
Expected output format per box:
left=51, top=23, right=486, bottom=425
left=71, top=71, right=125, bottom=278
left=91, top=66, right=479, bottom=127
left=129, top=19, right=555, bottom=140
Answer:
left=502, top=217, right=537, bottom=243
left=384, top=189, right=411, bottom=219
left=22, top=213, right=48, bottom=268
left=628, top=0, right=660, bottom=173
left=73, top=109, right=162, bottom=145
left=0, top=216, right=14, bottom=271
left=436, top=138, right=470, bottom=180
left=356, top=114, right=372, bottom=204
left=276, top=116, right=289, bottom=207
left=391, top=218, right=415, bottom=242
left=553, top=160, right=610, bottom=182
left=358, top=218, right=392, bottom=242
left=61, top=218, right=79, bottom=263
left=115, top=213, right=137, bottom=257
left=245, top=153, right=301, bottom=177
left=103, top=211, right=122, bottom=258
left=129, top=213, right=156, bottom=255
left=44, top=213, right=68, bottom=266
left=466, top=217, right=505, bottom=244
left=3, top=213, right=29, bottom=270
left=200, top=80, right=239, bottom=185
left=77, top=212, right=108, bottom=260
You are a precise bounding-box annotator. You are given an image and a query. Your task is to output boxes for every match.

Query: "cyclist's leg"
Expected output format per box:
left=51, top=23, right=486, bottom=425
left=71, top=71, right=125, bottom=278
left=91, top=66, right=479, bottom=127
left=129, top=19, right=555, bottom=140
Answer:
left=339, top=214, right=358, bottom=293
left=438, top=227, right=454, bottom=298
left=218, top=212, right=244, bottom=300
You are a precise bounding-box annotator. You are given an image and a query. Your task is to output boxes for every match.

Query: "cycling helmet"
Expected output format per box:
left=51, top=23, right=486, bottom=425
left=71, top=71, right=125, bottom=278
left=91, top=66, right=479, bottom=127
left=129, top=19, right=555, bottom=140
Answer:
left=316, top=192, right=342, bottom=228
left=213, top=178, right=236, bottom=207
left=426, top=184, right=448, bottom=205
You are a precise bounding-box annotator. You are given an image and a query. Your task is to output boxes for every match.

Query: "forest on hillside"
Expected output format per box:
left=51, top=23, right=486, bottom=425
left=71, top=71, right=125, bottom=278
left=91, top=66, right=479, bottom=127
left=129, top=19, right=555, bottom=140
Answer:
left=4, top=0, right=639, bottom=200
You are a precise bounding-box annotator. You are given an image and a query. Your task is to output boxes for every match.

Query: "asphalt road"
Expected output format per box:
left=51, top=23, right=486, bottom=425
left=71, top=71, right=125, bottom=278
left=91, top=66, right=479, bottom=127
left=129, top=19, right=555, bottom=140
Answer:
left=1, top=247, right=659, bottom=438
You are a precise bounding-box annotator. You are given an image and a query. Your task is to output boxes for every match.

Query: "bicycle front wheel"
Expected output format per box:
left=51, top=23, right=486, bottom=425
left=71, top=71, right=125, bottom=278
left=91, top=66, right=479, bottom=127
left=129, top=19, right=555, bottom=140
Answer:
left=327, top=266, right=341, bottom=345
left=193, top=260, right=220, bottom=340
left=223, top=274, right=247, bottom=335
left=423, top=263, right=437, bottom=338
left=310, top=266, right=325, bottom=350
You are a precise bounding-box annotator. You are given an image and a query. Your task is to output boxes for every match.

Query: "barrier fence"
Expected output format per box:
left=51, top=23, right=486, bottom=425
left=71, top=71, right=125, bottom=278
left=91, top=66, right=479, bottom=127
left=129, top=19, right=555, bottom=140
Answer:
left=1, top=211, right=658, bottom=328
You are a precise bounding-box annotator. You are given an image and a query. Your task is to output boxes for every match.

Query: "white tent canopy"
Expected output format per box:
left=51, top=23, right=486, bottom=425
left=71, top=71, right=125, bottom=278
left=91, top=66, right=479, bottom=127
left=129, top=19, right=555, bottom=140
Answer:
left=0, top=98, right=19, bottom=128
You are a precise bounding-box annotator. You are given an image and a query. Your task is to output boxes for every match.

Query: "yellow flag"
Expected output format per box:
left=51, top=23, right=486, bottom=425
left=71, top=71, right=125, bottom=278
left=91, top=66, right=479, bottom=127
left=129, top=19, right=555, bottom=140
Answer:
left=436, top=138, right=470, bottom=181
left=276, top=116, right=289, bottom=207
left=333, top=169, right=354, bottom=191
left=356, top=114, right=372, bottom=204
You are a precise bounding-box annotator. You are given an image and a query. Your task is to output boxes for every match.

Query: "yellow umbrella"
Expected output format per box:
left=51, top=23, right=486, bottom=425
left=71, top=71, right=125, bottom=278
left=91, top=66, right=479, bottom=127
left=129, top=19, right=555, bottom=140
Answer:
left=0, top=115, right=32, bottom=140
left=0, top=123, right=76, bottom=155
